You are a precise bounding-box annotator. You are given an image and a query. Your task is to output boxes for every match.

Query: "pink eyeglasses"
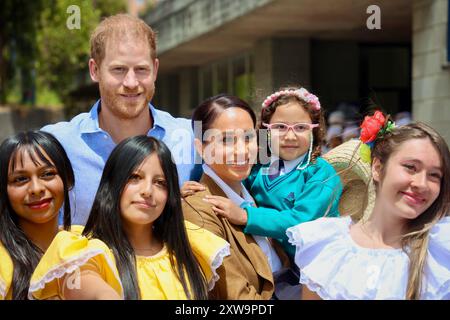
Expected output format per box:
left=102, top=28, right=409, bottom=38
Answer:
left=262, top=122, right=319, bottom=134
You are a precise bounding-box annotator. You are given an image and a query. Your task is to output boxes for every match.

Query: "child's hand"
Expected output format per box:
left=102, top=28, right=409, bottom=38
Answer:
left=203, top=195, right=248, bottom=226
left=181, top=181, right=206, bottom=198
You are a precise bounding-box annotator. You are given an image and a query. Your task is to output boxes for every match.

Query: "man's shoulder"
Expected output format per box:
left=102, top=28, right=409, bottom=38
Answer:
left=153, top=107, right=191, bottom=129
left=41, top=111, right=90, bottom=139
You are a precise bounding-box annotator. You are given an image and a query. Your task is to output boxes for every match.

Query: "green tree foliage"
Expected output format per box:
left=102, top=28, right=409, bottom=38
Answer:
left=0, top=0, right=126, bottom=106
left=0, top=0, right=45, bottom=104
left=36, top=0, right=126, bottom=102
left=36, top=0, right=100, bottom=99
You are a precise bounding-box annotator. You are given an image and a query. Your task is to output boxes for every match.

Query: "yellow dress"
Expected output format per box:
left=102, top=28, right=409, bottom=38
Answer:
left=0, top=243, right=14, bottom=300
left=0, top=226, right=88, bottom=300
left=29, top=221, right=230, bottom=300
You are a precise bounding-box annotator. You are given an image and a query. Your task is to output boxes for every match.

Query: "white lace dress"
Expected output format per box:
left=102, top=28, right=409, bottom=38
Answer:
left=286, top=216, right=450, bottom=300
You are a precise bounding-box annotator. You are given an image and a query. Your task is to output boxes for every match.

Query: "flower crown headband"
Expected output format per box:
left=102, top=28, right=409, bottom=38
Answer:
left=262, top=88, right=321, bottom=111
left=359, top=110, right=396, bottom=163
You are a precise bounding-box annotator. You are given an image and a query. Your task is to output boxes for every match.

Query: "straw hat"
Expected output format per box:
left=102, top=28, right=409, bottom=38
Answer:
left=322, top=139, right=376, bottom=222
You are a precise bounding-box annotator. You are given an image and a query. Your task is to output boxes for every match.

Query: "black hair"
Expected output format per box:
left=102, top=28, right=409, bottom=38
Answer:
left=0, top=131, right=74, bottom=299
left=192, top=93, right=257, bottom=138
left=83, top=136, right=208, bottom=300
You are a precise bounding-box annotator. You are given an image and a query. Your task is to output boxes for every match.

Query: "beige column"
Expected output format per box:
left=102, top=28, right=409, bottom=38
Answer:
left=413, top=0, right=450, bottom=143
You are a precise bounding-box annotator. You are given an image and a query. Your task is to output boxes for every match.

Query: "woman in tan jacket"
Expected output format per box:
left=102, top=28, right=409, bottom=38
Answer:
left=183, top=94, right=288, bottom=300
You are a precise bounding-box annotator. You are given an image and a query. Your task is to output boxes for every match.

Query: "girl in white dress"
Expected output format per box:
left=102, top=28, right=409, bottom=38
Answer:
left=287, top=111, right=450, bottom=300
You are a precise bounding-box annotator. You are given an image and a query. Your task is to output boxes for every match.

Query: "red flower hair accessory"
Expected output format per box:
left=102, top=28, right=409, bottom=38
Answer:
left=359, top=111, right=396, bottom=163
left=360, top=111, right=387, bottom=144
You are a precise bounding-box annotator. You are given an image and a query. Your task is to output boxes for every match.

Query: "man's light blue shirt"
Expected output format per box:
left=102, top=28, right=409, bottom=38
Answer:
left=42, top=100, right=201, bottom=225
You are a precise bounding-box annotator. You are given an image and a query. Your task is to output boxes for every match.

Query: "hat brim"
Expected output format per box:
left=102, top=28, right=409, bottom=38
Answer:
left=322, top=139, right=375, bottom=221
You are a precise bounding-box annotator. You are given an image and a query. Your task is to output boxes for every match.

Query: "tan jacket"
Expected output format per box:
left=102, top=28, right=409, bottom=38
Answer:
left=182, top=174, right=275, bottom=300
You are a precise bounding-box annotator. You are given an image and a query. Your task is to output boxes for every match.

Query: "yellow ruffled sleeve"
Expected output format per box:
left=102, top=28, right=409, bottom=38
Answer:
left=184, top=221, right=230, bottom=291
left=28, top=226, right=123, bottom=300
left=0, top=243, right=13, bottom=300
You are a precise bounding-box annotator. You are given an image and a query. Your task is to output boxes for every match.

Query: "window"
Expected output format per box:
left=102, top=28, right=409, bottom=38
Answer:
left=198, top=53, right=254, bottom=104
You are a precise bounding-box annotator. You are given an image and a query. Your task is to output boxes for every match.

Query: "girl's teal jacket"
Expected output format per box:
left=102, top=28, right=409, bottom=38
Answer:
left=243, top=156, right=342, bottom=258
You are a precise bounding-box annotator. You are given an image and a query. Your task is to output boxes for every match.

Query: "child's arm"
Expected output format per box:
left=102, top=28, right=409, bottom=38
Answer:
left=244, top=179, right=342, bottom=240
left=208, top=163, right=342, bottom=240
left=203, top=177, right=342, bottom=239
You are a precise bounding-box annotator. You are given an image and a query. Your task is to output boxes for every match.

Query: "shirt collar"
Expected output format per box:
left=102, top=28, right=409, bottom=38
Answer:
left=202, top=164, right=254, bottom=207
left=79, top=100, right=102, bottom=134
left=80, top=99, right=166, bottom=137
left=269, top=153, right=307, bottom=175
left=147, top=103, right=166, bottom=137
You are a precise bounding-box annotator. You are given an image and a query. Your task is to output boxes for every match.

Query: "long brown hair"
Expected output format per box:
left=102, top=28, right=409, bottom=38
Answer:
left=260, top=86, right=325, bottom=162
left=371, top=122, right=450, bottom=299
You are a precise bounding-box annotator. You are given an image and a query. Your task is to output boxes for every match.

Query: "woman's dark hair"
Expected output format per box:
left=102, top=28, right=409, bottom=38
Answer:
left=192, top=93, right=257, bottom=139
left=0, top=131, right=74, bottom=299
left=83, top=136, right=208, bottom=300
left=260, top=86, right=325, bottom=162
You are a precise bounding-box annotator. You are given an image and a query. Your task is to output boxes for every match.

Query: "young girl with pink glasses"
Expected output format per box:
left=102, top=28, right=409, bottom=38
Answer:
left=203, top=87, right=342, bottom=260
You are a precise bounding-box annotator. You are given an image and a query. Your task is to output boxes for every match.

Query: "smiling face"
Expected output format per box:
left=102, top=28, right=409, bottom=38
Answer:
left=7, top=148, right=64, bottom=226
left=268, top=102, right=313, bottom=161
left=89, top=36, right=159, bottom=120
left=198, top=107, right=258, bottom=186
left=120, top=153, right=168, bottom=228
left=373, top=138, right=442, bottom=222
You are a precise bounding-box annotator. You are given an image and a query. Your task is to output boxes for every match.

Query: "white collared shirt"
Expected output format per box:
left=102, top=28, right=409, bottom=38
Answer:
left=269, top=153, right=306, bottom=176
left=202, top=164, right=283, bottom=273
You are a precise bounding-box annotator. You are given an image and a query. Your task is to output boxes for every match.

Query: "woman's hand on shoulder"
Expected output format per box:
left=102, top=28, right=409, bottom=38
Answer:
left=181, top=181, right=206, bottom=198
left=203, top=195, right=248, bottom=226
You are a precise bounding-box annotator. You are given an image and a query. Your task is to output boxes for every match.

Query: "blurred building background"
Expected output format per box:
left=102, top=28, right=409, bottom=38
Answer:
left=147, top=0, right=449, bottom=143
left=0, top=0, right=449, bottom=144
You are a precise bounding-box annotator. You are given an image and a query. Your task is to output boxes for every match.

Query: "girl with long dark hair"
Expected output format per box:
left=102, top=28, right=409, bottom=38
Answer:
left=0, top=131, right=74, bottom=300
left=29, top=136, right=229, bottom=300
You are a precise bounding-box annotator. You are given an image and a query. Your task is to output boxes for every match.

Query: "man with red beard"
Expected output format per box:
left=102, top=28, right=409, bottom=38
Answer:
left=42, top=14, right=201, bottom=225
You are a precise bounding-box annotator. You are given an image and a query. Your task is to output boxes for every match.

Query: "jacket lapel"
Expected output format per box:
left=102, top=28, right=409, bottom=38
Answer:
left=200, top=175, right=274, bottom=284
